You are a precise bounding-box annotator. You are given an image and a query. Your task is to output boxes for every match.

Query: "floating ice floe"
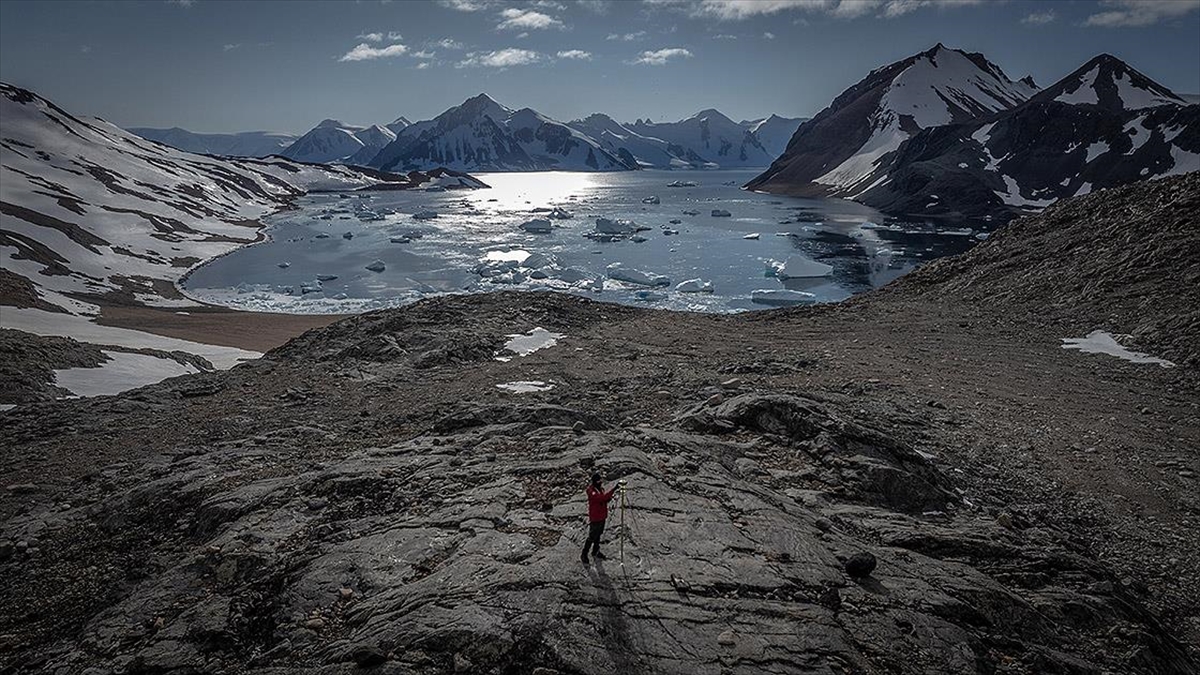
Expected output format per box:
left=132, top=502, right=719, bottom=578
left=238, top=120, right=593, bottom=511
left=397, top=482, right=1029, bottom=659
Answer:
left=548, top=207, right=574, bottom=219
left=316, top=274, right=338, bottom=281
left=594, top=217, right=640, bottom=235
left=413, top=210, right=439, bottom=220
left=642, top=195, right=660, bottom=204
left=365, top=260, right=386, bottom=272
left=681, top=209, right=700, bottom=216
left=390, top=236, right=410, bottom=244
left=277, top=262, right=290, bottom=269
left=606, top=262, right=670, bottom=287
left=314, top=233, right=330, bottom=239
left=634, top=290, right=668, bottom=302
left=667, top=180, right=698, bottom=188
left=940, top=228, right=974, bottom=236
left=751, top=289, right=816, bottom=306
left=676, top=278, right=714, bottom=293
left=711, top=209, right=732, bottom=217
left=425, top=185, right=447, bottom=192
left=496, top=381, right=555, bottom=393
left=343, top=232, right=354, bottom=239
left=520, top=218, right=553, bottom=234
left=974, top=232, right=990, bottom=240
left=774, top=255, right=834, bottom=279
left=743, top=233, right=760, bottom=240
left=1061, top=331, right=1175, bottom=368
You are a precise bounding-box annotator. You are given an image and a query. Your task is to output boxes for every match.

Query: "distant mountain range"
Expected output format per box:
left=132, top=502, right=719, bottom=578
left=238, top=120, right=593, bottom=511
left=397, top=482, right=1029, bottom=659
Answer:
left=748, top=44, right=1199, bottom=220
left=130, top=100, right=806, bottom=171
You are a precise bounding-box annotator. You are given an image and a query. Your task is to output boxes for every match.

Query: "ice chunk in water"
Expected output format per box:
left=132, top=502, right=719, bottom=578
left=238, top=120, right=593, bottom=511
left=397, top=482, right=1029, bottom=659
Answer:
left=634, top=290, right=668, bottom=302
left=413, top=210, right=439, bottom=220
left=642, top=196, right=660, bottom=204
left=365, top=260, right=386, bottom=272
left=743, top=233, right=760, bottom=240
left=606, top=263, right=670, bottom=287
left=520, top=218, right=553, bottom=234
left=595, top=217, right=638, bottom=235
left=751, top=289, right=815, bottom=306
left=776, top=256, right=833, bottom=279
left=711, top=209, right=732, bottom=217
left=676, top=278, right=714, bottom=293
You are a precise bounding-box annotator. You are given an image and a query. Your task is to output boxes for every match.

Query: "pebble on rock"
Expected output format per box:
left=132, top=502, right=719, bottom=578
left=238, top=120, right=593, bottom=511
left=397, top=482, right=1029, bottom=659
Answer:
left=717, top=630, right=736, bottom=646
left=845, top=552, right=877, bottom=579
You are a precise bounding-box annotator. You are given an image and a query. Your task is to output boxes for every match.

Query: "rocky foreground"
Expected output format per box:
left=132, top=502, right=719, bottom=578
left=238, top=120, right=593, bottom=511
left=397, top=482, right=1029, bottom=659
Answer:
left=1, top=175, right=1198, bottom=674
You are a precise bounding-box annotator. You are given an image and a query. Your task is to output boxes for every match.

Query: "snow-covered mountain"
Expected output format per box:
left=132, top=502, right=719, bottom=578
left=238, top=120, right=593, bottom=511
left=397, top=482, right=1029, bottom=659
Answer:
left=345, top=124, right=398, bottom=165
left=280, top=119, right=396, bottom=164
left=369, top=94, right=638, bottom=172
left=742, top=114, right=808, bottom=159
left=831, top=55, right=1200, bottom=220
left=385, top=117, right=412, bottom=135
left=748, top=44, right=1038, bottom=197
left=1035, top=54, right=1186, bottom=112
left=128, top=127, right=298, bottom=157
left=0, top=83, right=472, bottom=316
left=566, top=112, right=805, bottom=169
left=625, top=109, right=777, bottom=168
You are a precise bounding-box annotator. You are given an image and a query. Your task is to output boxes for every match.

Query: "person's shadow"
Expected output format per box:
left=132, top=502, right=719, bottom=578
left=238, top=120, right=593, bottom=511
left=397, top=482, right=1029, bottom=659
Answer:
left=586, top=559, right=641, bottom=672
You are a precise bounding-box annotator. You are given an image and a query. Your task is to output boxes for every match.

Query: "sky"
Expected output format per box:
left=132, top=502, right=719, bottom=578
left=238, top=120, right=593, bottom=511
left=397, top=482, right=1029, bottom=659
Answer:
left=1, top=0, right=1198, bottom=134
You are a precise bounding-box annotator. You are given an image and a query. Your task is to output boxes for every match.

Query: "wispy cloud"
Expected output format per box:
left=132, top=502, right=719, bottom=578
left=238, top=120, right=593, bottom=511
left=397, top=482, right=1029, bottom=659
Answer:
left=651, top=0, right=986, bottom=21
left=412, top=49, right=436, bottom=58
left=763, top=31, right=776, bottom=39
left=358, top=32, right=384, bottom=42
left=630, top=47, right=693, bottom=65
left=437, top=38, right=465, bottom=50
left=577, top=0, right=611, bottom=13
left=1021, top=9, right=1055, bottom=25
left=166, top=0, right=194, bottom=7
left=223, top=43, right=240, bottom=52
left=713, top=33, right=738, bottom=39
left=1085, top=0, right=1200, bottom=27
left=80, top=45, right=92, bottom=53
left=557, top=49, right=593, bottom=59
left=415, top=62, right=431, bottom=69
left=606, top=30, right=647, bottom=41
left=458, top=47, right=543, bottom=67
left=438, top=0, right=493, bottom=10
left=339, top=42, right=409, bottom=62
left=497, top=8, right=564, bottom=29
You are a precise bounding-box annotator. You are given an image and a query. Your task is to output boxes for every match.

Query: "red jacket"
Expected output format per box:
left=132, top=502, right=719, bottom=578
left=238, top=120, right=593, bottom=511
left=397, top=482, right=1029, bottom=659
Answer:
left=587, top=484, right=616, bottom=523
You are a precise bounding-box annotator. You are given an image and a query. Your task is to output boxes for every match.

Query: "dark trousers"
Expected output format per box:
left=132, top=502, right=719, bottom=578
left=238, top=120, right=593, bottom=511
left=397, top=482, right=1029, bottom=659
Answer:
left=583, top=520, right=606, bottom=558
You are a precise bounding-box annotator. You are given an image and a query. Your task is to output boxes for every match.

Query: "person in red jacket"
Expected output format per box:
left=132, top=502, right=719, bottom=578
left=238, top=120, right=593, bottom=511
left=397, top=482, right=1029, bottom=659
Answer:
left=581, top=472, right=618, bottom=564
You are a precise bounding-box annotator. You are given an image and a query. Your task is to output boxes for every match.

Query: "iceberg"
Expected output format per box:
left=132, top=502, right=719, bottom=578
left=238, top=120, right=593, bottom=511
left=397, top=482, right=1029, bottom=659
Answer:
left=711, top=209, right=732, bottom=217
left=520, top=218, right=553, bottom=234
left=775, top=255, right=833, bottom=279
left=316, top=274, right=338, bottom=281
left=413, top=210, right=439, bottom=220
left=634, top=290, right=668, bottom=302
left=277, top=262, right=290, bottom=269
left=642, top=195, right=660, bottom=204
left=675, top=278, right=714, bottom=293
left=667, top=180, right=698, bottom=187
left=548, top=207, right=574, bottom=220
left=743, top=233, right=760, bottom=240
left=606, top=262, right=670, bottom=287
left=595, top=217, right=639, bottom=235
left=365, top=260, right=386, bottom=273
left=751, top=289, right=815, bottom=306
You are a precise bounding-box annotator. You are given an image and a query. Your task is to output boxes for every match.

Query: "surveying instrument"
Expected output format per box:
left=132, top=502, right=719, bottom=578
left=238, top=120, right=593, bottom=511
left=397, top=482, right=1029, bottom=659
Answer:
left=617, top=478, right=628, bottom=565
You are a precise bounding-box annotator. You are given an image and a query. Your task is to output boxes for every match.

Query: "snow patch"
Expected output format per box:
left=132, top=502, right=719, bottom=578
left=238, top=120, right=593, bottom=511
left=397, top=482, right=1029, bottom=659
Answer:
left=1061, top=331, right=1174, bottom=368
left=54, top=350, right=201, bottom=397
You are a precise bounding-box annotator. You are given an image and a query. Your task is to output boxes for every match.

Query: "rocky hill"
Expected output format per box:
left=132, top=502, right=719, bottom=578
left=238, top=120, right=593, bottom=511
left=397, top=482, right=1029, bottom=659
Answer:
left=1, top=175, right=1197, bottom=673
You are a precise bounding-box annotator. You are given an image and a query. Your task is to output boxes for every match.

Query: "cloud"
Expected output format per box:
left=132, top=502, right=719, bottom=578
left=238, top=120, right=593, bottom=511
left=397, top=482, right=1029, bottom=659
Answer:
left=80, top=45, right=92, bottom=53
left=606, top=30, right=647, bottom=40
left=557, top=49, right=593, bottom=59
left=339, top=42, right=409, bottom=62
left=577, top=0, right=611, bottom=12
left=166, top=0, right=194, bottom=7
left=437, top=38, right=465, bottom=49
left=1021, top=9, right=1055, bottom=25
left=651, top=0, right=986, bottom=20
left=438, top=0, right=492, bottom=10
left=415, top=62, right=431, bottom=69
left=631, top=47, right=693, bottom=65
left=497, top=8, right=564, bottom=29
left=458, top=48, right=543, bottom=67
left=223, top=43, right=240, bottom=52
left=713, top=33, right=738, bottom=39
left=412, top=49, right=436, bottom=58
left=1085, top=0, right=1200, bottom=27
left=531, top=0, right=567, bottom=8
left=358, top=32, right=384, bottom=42
left=763, top=31, right=776, bottom=38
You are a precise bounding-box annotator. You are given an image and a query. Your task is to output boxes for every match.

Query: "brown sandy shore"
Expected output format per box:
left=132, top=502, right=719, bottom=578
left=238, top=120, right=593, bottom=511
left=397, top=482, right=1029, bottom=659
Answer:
left=95, top=305, right=348, bottom=353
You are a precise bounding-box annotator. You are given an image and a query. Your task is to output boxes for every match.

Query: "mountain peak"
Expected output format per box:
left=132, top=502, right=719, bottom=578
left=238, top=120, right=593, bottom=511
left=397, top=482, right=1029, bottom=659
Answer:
left=316, top=118, right=347, bottom=129
left=1038, top=53, right=1184, bottom=111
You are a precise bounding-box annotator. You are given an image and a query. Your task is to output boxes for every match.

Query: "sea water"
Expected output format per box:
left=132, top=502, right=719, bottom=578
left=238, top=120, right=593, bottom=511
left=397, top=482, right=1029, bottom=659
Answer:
left=183, top=169, right=985, bottom=314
